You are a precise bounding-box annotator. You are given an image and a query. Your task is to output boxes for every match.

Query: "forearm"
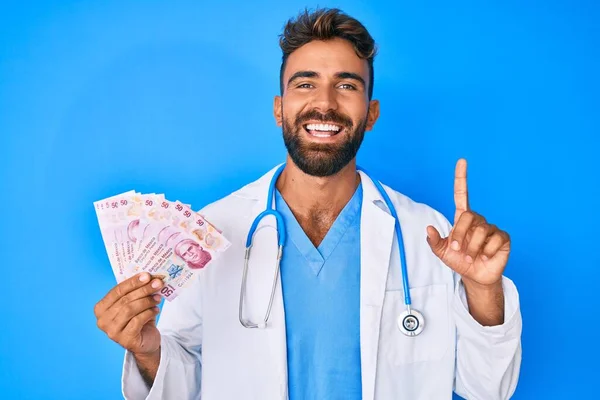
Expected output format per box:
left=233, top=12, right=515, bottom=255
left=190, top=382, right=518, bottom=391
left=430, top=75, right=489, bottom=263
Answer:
left=463, top=278, right=504, bottom=326
left=133, top=348, right=161, bottom=388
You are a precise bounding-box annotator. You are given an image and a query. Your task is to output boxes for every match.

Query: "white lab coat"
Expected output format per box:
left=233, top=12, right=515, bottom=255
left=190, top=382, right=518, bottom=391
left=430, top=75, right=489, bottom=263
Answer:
left=121, top=165, right=522, bottom=400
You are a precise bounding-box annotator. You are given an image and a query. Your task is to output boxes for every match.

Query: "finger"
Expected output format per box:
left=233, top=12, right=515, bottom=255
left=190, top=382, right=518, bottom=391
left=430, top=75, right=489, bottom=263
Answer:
left=113, top=278, right=164, bottom=311
left=481, top=231, right=511, bottom=260
left=97, top=279, right=164, bottom=332
left=97, top=292, right=161, bottom=337
left=111, top=295, right=162, bottom=333
left=95, top=273, right=153, bottom=317
left=426, top=225, right=447, bottom=258
left=454, top=158, right=469, bottom=224
left=464, top=225, right=491, bottom=263
left=123, top=307, right=160, bottom=336
left=97, top=273, right=165, bottom=318
left=450, top=211, right=476, bottom=251
left=106, top=279, right=164, bottom=323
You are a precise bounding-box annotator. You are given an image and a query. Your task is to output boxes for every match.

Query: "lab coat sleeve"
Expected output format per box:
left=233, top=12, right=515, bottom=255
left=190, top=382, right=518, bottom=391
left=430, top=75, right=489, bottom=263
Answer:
left=121, top=275, right=204, bottom=400
left=453, top=274, right=522, bottom=400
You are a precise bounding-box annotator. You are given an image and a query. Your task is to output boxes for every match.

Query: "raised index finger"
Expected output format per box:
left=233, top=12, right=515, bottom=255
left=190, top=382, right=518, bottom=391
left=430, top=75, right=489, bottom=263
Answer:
left=454, top=158, right=469, bottom=223
left=94, top=272, right=153, bottom=316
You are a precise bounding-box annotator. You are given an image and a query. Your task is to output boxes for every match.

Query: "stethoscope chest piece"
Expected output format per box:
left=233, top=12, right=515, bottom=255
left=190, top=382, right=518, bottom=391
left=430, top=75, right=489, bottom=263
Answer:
left=397, top=308, right=425, bottom=337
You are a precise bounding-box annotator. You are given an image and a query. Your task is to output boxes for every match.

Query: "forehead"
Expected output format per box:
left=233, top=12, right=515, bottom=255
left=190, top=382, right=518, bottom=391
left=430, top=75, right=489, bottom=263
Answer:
left=284, top=38, right=369, bottom=82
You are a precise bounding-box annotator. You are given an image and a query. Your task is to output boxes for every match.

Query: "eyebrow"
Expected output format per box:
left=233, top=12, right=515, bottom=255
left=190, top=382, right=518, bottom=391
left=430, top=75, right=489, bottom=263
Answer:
left=335, top=72, right=366, bottom=88
left=287, top=70, right=318, bottom=87
left=287, top=70, right=366, bottom=88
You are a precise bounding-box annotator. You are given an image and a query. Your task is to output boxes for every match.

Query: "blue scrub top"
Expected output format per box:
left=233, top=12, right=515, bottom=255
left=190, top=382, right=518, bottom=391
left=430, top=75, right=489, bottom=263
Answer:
left=275, top=183, right=363, bottom=400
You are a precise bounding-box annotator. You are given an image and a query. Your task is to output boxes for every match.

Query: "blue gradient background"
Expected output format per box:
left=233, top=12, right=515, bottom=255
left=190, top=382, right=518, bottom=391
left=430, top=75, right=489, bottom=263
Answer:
left=1, top=1, right=598, bottom=398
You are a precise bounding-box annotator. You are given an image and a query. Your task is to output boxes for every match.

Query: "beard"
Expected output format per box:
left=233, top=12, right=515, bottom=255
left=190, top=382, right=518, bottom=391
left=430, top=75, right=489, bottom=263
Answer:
left=282, top=108, right=368, bottom=177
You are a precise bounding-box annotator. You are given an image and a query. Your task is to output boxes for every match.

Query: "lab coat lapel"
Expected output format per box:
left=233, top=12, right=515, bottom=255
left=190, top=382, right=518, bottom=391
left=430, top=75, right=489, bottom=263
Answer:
left=240, top=164, right=288, bottom=399
left=358, top=171, right=396, bottom=400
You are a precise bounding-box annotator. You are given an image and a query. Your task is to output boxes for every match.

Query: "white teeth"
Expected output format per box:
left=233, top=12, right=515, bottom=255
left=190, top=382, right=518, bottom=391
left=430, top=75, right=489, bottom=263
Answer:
left=305, top=123, right=341, bottom=132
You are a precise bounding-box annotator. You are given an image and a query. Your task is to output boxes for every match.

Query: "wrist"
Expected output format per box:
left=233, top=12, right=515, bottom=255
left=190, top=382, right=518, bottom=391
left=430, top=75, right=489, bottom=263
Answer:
left=462, top=276, right=503, bottom=295
left=461, top=276, right=505, bottom=326
left=132, top=346, right=161, bottom=389
left=133, top=347, right=161, bottom=363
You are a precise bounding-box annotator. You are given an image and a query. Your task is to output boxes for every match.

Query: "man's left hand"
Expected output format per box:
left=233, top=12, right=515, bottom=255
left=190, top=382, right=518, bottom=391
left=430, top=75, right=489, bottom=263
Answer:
left=426, top=159, right=511, bottom=288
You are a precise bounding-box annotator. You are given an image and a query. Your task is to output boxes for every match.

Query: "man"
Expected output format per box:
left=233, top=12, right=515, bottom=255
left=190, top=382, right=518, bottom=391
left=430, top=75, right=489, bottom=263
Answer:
left=174, top=238, right=212, bottom=269
left=94, top=8, right=522, bottom=399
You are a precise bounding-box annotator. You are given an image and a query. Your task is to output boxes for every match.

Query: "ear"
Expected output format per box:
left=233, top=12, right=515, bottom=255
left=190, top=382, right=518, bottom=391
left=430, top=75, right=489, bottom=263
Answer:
left=365, top=99, right=380, bottom=131
left=273, top=96, right=283, bottom=127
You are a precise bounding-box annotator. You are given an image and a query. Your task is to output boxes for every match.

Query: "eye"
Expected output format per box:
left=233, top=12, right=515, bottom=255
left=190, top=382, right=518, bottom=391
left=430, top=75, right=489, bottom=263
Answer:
left=296, top=83, right=314, bottom=89
left=338, top=83, right=356, bottom=90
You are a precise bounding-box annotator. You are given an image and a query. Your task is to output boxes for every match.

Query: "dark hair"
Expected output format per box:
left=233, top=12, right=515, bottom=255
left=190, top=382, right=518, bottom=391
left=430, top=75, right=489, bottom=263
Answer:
left=279, top=8, right=377, bottom=100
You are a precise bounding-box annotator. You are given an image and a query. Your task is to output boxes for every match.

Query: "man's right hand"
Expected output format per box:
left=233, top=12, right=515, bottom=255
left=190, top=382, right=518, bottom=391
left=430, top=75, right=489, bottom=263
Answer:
left=94, top=272, right=164, bottom=357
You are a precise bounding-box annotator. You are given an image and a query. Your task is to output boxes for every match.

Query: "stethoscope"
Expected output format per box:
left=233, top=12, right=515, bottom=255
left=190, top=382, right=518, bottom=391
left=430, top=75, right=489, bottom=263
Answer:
left=239, top=164, right=425, bottom=337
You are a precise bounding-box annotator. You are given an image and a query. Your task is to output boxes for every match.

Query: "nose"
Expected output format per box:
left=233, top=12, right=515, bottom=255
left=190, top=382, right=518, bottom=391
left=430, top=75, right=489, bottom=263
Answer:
left=310, top=85, right=338, bottom=113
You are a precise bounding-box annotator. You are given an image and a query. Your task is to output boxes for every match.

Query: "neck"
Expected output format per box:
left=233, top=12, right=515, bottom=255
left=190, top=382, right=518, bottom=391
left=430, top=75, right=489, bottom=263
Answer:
left=277, top=156, right=360, bottom=212
left=275, top=156, right=360, bottom=246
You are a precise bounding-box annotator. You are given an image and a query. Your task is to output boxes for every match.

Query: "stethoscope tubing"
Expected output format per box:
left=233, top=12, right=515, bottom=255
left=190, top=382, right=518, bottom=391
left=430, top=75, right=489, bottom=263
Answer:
left=240, top=163, right=421, bottom=334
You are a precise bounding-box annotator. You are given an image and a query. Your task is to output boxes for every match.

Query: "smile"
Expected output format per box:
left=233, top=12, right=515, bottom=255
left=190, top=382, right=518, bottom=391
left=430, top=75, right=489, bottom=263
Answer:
left=303, top=123, right=343, bottom=138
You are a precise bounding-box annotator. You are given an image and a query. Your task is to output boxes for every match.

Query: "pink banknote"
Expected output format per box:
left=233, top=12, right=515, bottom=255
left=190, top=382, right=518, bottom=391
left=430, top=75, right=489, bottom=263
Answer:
left=124, top=194, right=167, bottom=253
left=94, top=191, right=231, bottom=298
left=93, top=191, right=137, bottom=282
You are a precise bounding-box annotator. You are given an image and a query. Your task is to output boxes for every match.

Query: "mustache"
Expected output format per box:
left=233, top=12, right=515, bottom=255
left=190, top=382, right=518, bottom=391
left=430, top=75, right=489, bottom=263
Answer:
left=294, top=109, right=353, bottom=128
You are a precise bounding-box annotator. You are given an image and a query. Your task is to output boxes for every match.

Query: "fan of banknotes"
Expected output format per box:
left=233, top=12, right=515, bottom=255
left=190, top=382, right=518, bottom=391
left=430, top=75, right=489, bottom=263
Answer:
left=93, top=191, right=231, bottom=301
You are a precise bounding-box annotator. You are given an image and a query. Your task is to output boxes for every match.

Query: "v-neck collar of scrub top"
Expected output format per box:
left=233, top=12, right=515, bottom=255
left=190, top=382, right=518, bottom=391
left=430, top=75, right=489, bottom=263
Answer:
left=274, top=183, right=363, bottom=276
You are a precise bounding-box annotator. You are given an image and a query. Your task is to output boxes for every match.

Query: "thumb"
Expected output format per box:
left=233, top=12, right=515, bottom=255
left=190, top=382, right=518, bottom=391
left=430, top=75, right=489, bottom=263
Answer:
left=426, top=225, right=446, bottom=258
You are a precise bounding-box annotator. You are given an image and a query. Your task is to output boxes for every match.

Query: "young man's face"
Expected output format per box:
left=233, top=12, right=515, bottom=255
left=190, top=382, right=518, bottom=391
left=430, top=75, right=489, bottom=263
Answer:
left=274, top=37, right=380, bottom=177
